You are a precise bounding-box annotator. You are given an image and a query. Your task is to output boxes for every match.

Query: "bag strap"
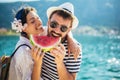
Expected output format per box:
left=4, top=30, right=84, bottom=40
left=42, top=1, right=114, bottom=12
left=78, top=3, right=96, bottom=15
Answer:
left=3, top=44, right=31, bottom=80
left=10, top=44, right=31, bottom=58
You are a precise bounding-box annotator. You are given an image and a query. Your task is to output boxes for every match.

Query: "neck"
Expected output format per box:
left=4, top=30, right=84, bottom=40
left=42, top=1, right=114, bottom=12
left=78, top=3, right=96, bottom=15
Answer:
left=21, top=32, right=29, bottom=39
left=61, top=36, right=67, bottom=43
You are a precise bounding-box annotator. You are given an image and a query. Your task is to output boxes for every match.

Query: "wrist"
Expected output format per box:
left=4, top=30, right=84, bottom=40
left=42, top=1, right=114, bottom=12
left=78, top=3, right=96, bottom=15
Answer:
left=34, top=62, right=42, bottom=68
left=56, top=61, right=64, bottom=67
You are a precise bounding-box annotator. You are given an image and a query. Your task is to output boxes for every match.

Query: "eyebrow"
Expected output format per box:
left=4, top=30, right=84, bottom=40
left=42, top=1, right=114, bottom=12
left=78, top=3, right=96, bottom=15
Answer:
left=52, top=20, right=69, bottom=28
left=28, top=17, right=35, bottom=22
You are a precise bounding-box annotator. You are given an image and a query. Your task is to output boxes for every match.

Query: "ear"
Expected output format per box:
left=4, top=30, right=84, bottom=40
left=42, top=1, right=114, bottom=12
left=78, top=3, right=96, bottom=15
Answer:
left=67, top=26, right=72, bottom=33
left=22, top=23, right=28, bottom=32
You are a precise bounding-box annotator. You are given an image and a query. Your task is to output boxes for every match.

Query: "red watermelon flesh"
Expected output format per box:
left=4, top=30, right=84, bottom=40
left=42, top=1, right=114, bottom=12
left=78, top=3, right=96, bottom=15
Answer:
left=31, top=35, right=61, bottom=51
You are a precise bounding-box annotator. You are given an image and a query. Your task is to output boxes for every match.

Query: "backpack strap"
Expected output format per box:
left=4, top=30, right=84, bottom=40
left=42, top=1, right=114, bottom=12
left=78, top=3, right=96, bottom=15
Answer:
left=10, top=44, right=31, bottom=58
left=4, top=44, right=31, bottom=80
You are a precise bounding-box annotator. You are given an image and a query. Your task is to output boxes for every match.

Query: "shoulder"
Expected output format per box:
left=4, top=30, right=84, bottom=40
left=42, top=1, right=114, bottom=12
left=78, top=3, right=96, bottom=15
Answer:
left=12, top=44, right=32, bottom=65
left=15, top=44, right=31, bottom=56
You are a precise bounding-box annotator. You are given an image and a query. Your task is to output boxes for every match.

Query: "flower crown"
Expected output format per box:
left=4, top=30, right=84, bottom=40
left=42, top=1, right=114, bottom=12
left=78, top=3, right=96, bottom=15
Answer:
left=11, top=18, right=27, bottom=32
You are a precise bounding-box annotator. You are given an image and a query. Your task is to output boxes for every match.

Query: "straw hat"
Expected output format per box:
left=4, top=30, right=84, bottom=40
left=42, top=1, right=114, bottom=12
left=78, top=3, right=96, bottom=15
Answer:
left=47, top=2, right=79, bottom=29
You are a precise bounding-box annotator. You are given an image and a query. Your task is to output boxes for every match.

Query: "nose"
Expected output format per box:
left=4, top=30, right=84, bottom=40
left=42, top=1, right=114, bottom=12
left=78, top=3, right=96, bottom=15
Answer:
left=54, top=25, right=61, bottom=33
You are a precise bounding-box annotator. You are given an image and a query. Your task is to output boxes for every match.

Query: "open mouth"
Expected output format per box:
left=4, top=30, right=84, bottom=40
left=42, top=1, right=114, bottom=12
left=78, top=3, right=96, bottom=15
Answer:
left=51, top=31, right=61, bottom=38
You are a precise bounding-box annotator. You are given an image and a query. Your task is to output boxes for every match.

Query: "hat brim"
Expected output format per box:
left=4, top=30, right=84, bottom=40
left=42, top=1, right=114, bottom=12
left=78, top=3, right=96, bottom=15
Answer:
left=47, top=7, right=79, bottom=29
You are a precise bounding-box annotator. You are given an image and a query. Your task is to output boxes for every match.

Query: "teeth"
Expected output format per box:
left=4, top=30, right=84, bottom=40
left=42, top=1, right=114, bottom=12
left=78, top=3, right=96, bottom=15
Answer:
left=52, top=33, right=59, bottom=37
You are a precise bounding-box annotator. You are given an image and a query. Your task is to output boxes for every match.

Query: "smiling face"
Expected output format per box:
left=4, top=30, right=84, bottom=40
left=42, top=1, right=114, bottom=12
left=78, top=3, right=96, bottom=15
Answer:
left=23, top=11, right=44, bottom=35
left=48, top=13, right=72, bottom=40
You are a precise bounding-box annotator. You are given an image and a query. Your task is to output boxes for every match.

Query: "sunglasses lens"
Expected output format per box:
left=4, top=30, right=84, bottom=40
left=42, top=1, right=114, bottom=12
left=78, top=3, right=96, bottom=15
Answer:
left=61, top=26, right=68, bottom=32
left=50, top=22, right=57, bottom=28
left=50, top=21, right=68, bottom=32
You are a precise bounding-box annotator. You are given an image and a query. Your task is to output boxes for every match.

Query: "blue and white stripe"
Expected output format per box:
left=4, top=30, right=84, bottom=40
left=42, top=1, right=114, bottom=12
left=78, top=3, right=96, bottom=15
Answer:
left=41, top=40, right=82, bottom=79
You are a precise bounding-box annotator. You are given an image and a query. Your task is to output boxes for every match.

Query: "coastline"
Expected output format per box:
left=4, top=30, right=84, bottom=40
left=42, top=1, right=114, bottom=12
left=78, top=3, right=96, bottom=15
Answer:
left=0, top=28, right=19, bottom=36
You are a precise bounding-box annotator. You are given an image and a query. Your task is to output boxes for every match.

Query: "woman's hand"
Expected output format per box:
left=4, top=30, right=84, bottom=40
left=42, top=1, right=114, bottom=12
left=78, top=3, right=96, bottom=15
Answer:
left=31, top=46, right=44, bottom=80
left=31, top=46, right=44, bottom=66
left=67, top=35, right=81, bottom=60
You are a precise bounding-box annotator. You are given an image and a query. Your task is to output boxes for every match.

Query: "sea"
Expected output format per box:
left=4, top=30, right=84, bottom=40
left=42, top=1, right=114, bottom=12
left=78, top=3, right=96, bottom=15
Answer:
left=0, top=26, right=120, bottom=80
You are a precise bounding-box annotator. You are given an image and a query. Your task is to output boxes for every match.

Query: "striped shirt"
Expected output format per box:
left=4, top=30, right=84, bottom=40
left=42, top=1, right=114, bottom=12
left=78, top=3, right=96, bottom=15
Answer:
left=41, top=39, right=82, bottom=80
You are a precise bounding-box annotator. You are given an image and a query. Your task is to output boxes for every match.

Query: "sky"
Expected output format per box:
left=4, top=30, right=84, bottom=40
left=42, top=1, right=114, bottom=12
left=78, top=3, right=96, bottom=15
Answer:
left=0, top=0, right=39, bottom=3
left=0, top=0, right=115, bottom=9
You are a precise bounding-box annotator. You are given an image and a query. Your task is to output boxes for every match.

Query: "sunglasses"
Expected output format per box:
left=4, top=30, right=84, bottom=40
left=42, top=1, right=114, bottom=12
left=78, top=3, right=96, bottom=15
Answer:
left=50, top=21, right=68, bottom=32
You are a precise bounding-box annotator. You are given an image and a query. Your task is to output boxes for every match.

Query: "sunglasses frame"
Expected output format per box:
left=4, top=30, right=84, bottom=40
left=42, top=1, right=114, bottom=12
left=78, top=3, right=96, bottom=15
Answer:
left=50, top=21, right=68, bottom=32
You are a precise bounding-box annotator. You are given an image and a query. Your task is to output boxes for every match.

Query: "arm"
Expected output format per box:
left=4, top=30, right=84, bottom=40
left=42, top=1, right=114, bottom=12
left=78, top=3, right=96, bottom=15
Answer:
left=50, top=44, right=78, bottom=80
left=31, top=63, right=42, bottom=80
left=9, top=47, right=34, bottom=80
left=67, top=35, right=81, bottom=60
left=9, top=57, right=21, bottom=80
left=56, top=61, right=77, bottom=80
left=31, top=46, right=44, bottom=80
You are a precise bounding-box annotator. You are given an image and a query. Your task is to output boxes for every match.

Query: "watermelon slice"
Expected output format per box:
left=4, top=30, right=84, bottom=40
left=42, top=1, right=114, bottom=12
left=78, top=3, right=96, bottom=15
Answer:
left=30, top=35, right=61, bottom=52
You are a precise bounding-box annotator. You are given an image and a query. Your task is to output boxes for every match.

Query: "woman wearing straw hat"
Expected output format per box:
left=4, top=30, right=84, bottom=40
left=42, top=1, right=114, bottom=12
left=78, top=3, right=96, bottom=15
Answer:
left=31, top=2, right=82, bottom=80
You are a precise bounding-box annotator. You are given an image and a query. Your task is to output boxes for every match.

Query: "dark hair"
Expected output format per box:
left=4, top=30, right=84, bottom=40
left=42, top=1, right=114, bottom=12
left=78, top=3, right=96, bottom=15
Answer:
left=49, top=10, right=73, bottom=27
left=15, top=7, right=36, bottom=38
left=15, top=7, right=36, bottom=25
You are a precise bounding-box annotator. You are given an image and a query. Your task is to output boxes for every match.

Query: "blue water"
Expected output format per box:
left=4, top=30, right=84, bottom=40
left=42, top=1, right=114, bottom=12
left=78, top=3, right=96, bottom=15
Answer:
left=75, top=35, right=120, bottom=80
left=0, top=33, right=120, bottom=80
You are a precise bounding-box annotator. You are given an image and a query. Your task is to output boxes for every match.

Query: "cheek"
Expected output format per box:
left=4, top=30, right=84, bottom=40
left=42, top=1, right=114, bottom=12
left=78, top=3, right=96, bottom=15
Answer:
left=48, top=26, right=52, bottom=32
left=27, top=25, right=35, bottom=32
left=29, top=23, right=36, bottom=29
